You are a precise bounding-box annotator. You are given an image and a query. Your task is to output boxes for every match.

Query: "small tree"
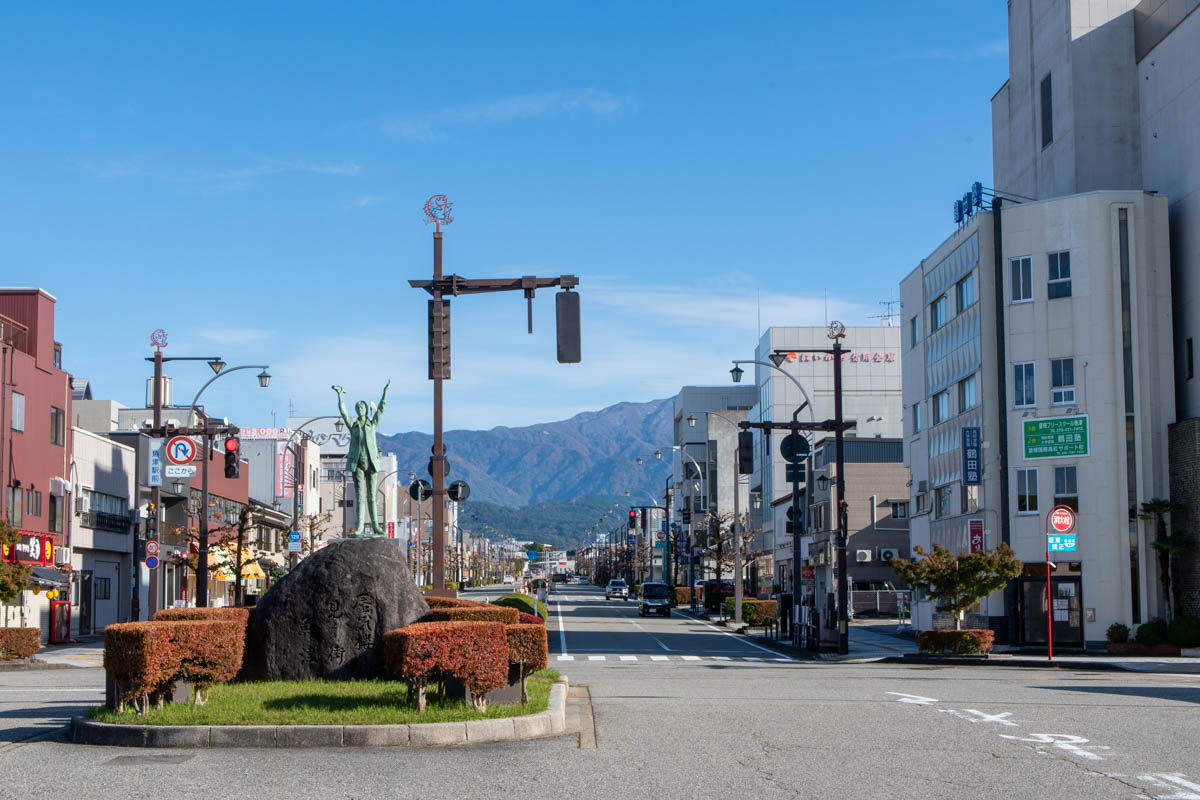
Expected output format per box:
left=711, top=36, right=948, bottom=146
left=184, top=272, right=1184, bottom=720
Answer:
left=891, top=543, right=1022, bottom=630
left=0, top=520, right=33, bottom=603
left=1138, top=499, right=1192, bottom=621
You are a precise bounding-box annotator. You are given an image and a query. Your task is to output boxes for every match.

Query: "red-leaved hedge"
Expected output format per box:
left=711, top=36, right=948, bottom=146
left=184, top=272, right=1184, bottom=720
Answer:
left=505, top=623, right=548, bottom=703
left=517, top=611, right=545, bottom=626
left=384, top=621, right=510, bottom=712
left=423, top=597, right=483, bottom=609
left=916, top=629, right=995, bottom=654
left=152, top=607, right=251, bottom=624
left=104, top=619, right=244, bottom=710
left=427, top=605, right=520, bottom=625
left=0, top=628, right=40, bottom=660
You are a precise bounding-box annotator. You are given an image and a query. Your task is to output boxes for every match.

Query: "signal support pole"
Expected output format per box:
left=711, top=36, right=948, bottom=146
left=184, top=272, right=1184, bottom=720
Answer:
left=411, top=195, right=580, bottom=596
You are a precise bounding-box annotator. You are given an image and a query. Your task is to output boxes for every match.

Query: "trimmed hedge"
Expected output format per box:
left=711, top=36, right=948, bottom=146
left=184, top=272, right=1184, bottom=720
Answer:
left=384, top=621, right=509, bottom=713
left=427, top=605, right=520, bottom=625
left=492, top=592, right=548, bottom=622
left=0, top=627, right=40, bottom=660
left=916, top=629, right=996, bottom=655
left=506, top=623, right=549, bottom=703
left=423, top=597, right=483, bottom=609
left=1106, top=622, right=1131, bottom=643
left=722, top=598, right=778, bottom=625
left=104, top=619, right=244, bottom=711
left=517, top=611, right=545, bottom=626
left=1168, top=615, right=1200, bottom=648
left=1136, top=619, right=1169, bottom=647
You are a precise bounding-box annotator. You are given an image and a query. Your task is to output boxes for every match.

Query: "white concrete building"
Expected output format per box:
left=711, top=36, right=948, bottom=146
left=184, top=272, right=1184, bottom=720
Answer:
left=900, top=190, right=1173, bottom=645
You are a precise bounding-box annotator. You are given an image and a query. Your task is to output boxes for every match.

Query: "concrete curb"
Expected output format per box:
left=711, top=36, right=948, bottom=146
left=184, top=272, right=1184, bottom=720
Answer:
left=71, top=676, right=570, bottom=749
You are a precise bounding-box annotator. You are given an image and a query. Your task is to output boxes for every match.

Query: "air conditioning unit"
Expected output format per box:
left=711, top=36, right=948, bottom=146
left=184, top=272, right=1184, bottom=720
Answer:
left=856, top=549, right=872, bottom=563
left=50, top=477, right=69, bottom=497
left=53, top=546, right=71, bottom=565
left=75, top=496, right=87, bottom=514
left=917, top=480, right=928, bottom=494
left=879, top=548, right=899, bottom=562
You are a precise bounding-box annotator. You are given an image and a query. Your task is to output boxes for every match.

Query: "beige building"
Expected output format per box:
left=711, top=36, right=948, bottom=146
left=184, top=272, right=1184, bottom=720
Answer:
left=901, top=190, right=1173, bottom=645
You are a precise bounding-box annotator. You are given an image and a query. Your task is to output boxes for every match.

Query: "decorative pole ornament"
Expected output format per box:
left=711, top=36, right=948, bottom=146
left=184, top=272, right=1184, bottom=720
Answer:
left=827, top=320, right=846, bottom=341
left=423, top=194, right=454, bottom=232
left=150, top=329, right=168, bottom=352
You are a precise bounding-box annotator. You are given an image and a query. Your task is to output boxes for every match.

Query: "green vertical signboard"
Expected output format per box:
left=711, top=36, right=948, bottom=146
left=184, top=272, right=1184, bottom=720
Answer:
left=1023, top=415, right=1089, bottom=459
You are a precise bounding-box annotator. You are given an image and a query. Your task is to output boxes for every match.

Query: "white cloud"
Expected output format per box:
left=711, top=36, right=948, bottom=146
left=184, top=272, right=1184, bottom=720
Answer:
left=888, top=39, right=1008, bottom=62
left=349, top=194, right=390, bottom=209
left=77, top=156, right=361, bottom=192
left=381, top=89, right=621, bottom=140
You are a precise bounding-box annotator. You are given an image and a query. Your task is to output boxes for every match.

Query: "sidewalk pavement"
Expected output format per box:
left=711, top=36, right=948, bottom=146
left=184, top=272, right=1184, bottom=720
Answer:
left=26, top=637, right=104, bottom=669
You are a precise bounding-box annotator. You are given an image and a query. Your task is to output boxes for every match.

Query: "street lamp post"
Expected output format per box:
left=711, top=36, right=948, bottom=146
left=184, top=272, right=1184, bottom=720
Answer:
left=643, top=447, right=704, bottom=612
left=283, top=416, right=344, bottom=535
left=688, top=410, right=747, bottom=625
left=188, top=364, right=270, bottom=608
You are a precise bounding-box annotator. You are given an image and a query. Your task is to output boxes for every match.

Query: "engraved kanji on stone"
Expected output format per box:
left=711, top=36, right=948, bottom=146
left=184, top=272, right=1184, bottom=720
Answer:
left=355, top=622, right=375, bottom=649
left=328, top=643, right=345, bottom=663
left=297, top=617, right=312, bottom=637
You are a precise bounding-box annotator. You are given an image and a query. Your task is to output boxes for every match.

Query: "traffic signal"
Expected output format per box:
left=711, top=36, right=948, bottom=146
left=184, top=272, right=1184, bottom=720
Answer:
left=223, top=437, right=240, bottom=479
left=628, top=509, right=637, bottom=530
left=428, top=299, right=451, bottom=380
left=555, top=290, right=581, bottom=364
left=737, top=430, right=754, bottom=474
left=681, top=507, right=692, bottom=525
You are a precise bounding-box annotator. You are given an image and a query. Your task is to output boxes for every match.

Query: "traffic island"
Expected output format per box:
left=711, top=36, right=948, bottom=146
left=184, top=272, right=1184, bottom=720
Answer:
left=72, top=676, right=568, bottom=748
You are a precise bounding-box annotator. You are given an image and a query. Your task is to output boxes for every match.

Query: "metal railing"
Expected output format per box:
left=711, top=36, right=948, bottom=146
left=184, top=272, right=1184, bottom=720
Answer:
left=80, top=510, right=132, bottom=533
left=0, top=313, right=29, bottom=352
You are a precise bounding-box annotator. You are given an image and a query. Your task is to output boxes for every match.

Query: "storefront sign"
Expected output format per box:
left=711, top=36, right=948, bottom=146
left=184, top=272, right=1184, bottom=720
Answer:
left=275, top=440, right=293, bottom=499
left=1023, top=415, right=1089, bottom=459
left=969, top=519, right=984, bottom=553
left=962, top=427, right=981, bottom=484
left=1048, top=535, right=1077, bottom=553
left=780, top=351, right=896, bottom=365
left=148, top=437, right=163, bottom=487
left=3, top=532, right=53, bottom=566
left=800, top=565, right=815, bottom=579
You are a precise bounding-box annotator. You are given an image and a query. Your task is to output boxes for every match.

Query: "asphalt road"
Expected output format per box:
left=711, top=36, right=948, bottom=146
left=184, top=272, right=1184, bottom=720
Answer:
left=2, top=584, right=1198, bottom=800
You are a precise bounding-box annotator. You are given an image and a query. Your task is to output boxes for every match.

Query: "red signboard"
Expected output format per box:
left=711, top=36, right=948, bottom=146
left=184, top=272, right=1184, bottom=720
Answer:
left=387, top=521, right=395, bottom=540
left=800, top=565, right=815, bottom=580
left=969, top=519, right=984, bottom=553
left=1049, top=505, right=1076, bottom=535
left=3, top=532, right=53, bottom=566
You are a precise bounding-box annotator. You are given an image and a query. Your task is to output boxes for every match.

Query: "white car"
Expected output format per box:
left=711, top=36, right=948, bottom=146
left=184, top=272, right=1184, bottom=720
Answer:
left=503, top=575, right=515, bottom=584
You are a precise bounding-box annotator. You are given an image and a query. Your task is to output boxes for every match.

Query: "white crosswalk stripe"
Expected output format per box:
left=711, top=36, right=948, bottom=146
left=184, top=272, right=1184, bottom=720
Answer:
left=619, top=655, right=638, bottom=661
left=650, top=655, right=669, bottom=661
left=588, top=655, right=606, bottom=661
left=556, top=655, right=575, bottom=661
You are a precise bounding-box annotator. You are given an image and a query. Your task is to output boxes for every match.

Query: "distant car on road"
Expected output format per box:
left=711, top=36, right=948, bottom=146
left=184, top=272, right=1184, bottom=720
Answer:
left=639, top=582, right=671, bottom=617
left=605, top=579, right=629, bottom=600
left=503, top=575, right=515, bottom=584
left=551, top=572, right=568, bottom=584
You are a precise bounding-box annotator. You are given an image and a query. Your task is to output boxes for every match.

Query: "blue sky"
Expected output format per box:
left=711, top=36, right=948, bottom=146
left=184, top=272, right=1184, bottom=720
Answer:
left=1, top=2, right=1009, bottom=434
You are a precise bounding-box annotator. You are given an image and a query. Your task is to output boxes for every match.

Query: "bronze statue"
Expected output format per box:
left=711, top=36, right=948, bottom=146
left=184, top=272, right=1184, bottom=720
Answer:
left=332, top=381, right=390, bottom=537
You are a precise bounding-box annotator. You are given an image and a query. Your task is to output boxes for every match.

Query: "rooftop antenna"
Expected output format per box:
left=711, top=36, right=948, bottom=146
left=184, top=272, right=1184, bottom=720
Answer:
left=870, top=295, right=899, bottom=327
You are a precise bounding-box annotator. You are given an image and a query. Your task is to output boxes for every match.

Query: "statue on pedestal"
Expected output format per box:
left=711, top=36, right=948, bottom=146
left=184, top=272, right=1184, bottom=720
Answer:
left=332, top=381, right=390, bottom=538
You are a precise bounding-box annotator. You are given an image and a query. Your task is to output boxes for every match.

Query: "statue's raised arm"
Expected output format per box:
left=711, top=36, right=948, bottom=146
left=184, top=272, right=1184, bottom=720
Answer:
left=374, top=380, right=390, bottom=425
left=332, top=385, right=353, bottom=427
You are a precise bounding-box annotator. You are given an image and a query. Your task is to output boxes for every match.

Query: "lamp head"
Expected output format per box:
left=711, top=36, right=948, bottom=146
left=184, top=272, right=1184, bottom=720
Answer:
left=636, top=456, right=644, bottom=466
left=768, top=352, right=787, bottom=369
left=730, top=364, right=744, bottom=383
left=207, top=359, right=226, bottom=375
left=257, top=369, right=271, bottom=388
left=687, top=414, right=696, bottom=428
left=817, top=474, right=830, bottom=492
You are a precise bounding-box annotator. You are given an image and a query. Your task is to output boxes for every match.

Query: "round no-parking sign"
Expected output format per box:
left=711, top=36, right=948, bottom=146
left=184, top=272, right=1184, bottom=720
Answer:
left=145, top=555, right=160, bottom=569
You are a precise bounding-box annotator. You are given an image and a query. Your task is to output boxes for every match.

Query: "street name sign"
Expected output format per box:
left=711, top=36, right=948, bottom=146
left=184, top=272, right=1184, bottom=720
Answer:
left=164, top=464, right=197, bottom=478
left=148, top=438, right=163, bottom=487
left=288, top=531, right=302, bottom=553
left=1024, top=415, right=1089, bottom=459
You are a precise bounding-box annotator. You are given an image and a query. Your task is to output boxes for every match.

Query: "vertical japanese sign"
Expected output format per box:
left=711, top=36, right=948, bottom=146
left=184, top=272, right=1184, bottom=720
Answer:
left=962, top=427, right=981, bottom=485
left=969, top=519, right=984, bottom=553
left=275, top=441, right=293, bottom=499
left=148, top=437, right=163, bottom=487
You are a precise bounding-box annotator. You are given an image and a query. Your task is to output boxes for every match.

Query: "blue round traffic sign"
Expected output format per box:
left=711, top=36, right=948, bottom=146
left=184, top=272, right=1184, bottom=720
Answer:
left=145, top=555, right=160, bottom=569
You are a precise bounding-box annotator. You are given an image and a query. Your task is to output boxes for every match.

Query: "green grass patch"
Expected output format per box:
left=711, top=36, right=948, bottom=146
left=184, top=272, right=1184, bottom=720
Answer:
left=90, top=669, right=560, bottom=726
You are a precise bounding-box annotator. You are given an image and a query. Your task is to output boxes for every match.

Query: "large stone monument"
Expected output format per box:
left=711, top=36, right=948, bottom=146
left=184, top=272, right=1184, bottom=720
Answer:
left=241, top=538, right=429, bottom=680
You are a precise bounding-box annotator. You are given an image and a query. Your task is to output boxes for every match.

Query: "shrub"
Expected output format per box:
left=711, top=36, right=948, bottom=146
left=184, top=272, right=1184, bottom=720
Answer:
left=0, top=627, right=40, bottom=660
left=427, top=605, right=520, bottom=625
left=505, top=624, right=549, bottom=703
left=916, top=629, right=995, bottom=654
left=384, top=621, right=509, bottom=713
left=517, top=611, right=545, bottom=626
left=423, top=597, right=483, bottom=609
left=1106, top=622, right=1131, bottom=643
left=1167, top=615, right=1200, bottom=648
left=674, top=587, right=691, bottom=605
left=152, top=607, right=251, bottom=623
left=493, top=592, right=548, bottom=622
left=103, top=620, right=244, bottom=711
left=722, top=598, right=777, bottom=626
left=1136, top=618, right=1169, bottom=647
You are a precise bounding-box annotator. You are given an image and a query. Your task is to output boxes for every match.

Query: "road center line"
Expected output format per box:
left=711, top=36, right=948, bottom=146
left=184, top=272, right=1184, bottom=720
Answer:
left=627, top=616, right=672, bottom=651
left=556, top=601, right=568, bottom=656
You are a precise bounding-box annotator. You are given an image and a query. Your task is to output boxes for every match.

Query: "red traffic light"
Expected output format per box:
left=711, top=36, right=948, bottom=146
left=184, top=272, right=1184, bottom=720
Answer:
left=224, top=437, right=239, bottom=452
left=629, top=510, right=637, bottom=519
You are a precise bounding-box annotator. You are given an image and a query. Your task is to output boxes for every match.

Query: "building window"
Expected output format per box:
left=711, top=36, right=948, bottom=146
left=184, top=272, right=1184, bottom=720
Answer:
left=1040, top=73, right=1053, bottom=148
left=890, top=501, right=908, bottom=519
left=1054, top=466, right=1078, bottom=511
left=53, top=343, right=62, bottom=370
left=50, top=406, right=66, bottom=446
left=910, top=316, right=920, bottom=348
left=934, top=486, right=952, bottom=519
left=930, top=296, right=948, bottom=332
left=958, top=374, right=978, bottom=413
left=1051, top=358, right=1075, bottom=405
left=94, top=577, right=111, bottom=601
left=1016, top=468, right=1039, bottom=513
left=5, top=487, right=21, bottom=526
left=956, top=273, right=976, bottom=313
left=25, top=489, right=42, bottom=517
left=10, top=392, right=24, bottom=432
left=911, top=402, right=923, bottom=434
left=961, top=484, right=979, bottom=514
left=1013, top=362, right=1036, bottom=408
left=48, top=494, right=63, bottom=533
left=1047, top=251, right=1071, bottom=299
left=932, top=390, right=950, bottom=425
left=1011, top=257, right=1033, bottom=302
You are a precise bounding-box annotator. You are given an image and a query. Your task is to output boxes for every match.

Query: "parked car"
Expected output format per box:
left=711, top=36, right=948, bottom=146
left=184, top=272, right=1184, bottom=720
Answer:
left=605, top=578, right=629, bottom=600
left=639, top=582, right=672, bottom=617
left=551, top=572, right=568, bottom=584
left=503, top=575, right=515, bottom=585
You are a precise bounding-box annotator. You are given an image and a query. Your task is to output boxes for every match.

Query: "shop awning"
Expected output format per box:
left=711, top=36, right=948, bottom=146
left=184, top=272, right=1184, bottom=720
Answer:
left=30, top=567, right=68, bottom=588
left=209, top=546, right=266, bottom=581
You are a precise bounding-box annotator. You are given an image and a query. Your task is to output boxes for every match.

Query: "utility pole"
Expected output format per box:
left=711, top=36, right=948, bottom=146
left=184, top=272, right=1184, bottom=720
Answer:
left=410, top=195, right=580, bottom=596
